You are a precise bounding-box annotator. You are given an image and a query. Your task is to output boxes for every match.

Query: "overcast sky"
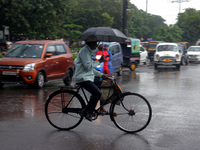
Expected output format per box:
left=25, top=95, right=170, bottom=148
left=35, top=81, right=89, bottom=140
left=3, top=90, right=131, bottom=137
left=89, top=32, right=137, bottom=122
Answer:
left=130, top=0, right=200, bottom=25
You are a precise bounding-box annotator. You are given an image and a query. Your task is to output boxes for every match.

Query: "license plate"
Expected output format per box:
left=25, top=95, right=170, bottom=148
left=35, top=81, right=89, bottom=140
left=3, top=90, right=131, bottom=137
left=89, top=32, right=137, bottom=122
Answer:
left=2, top=71, right=17, bottom=76
left=130, top=58, right=139, bottom=60
left=163, top=63, right=173, bottom=65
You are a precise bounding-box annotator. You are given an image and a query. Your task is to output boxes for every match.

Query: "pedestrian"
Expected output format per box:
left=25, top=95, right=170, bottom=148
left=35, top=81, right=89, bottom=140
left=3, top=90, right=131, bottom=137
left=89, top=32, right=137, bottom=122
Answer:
left=104, top=44, right=114, bottom=75
left=95, top=44, right=110, bottom=75
left=74, top=35, right=108, bottom=121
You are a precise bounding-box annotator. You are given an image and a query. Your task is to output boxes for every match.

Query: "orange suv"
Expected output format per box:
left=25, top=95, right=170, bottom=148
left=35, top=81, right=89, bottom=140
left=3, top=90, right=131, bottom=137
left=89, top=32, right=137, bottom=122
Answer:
left=0, top=40, right=74, bottom=88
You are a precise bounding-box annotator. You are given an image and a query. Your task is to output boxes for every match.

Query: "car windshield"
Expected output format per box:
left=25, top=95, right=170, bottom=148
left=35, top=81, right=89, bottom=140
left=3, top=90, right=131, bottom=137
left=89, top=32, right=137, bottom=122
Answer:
left=148, top=43, right=157, bottom=49
left=178, top=44, right=184, bottom=53
left=157, top=45, right=177, bottom=52
left=188, top=47, right=200, bottom=52
left=5, top=44, right=44, bottom=58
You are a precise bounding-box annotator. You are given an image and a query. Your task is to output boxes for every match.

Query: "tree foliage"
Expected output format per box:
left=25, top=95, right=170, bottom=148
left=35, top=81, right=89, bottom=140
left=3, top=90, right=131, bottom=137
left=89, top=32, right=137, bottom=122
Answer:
left=177, top=8, right=200, bottom=45
left=0, top=0, right=199, bottom=45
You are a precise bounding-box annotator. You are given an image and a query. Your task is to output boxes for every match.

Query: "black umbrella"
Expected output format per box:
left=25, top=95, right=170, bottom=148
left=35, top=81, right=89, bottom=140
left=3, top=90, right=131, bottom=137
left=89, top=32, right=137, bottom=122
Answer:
left=79, top=27, right=127, bottom=42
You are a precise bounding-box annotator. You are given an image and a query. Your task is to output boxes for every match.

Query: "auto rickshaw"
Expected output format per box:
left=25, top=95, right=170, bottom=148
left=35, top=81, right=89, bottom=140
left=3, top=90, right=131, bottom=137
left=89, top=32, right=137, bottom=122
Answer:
left=120, top=38, right=140, bottom=71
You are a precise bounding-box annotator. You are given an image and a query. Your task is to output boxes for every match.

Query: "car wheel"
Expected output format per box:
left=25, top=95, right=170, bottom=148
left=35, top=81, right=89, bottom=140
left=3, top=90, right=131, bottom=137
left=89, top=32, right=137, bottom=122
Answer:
left=129, top=63, right=136, bottom=71
left=0, top=82, right=4, bottom=88
left=176, top=64, right=180, bottom=70
left=185, top=58, right=189, bottom=65
left=35, top=72, right=45, bottom=89
left=63, top=69, right=73, bottom=85
left=154, top=64, right=158, bottom=69
left=117, top=66, right=123, bottom=76
left=180, top=58, right=185, bottom=65
left=143, top=57, right=148, bottom=65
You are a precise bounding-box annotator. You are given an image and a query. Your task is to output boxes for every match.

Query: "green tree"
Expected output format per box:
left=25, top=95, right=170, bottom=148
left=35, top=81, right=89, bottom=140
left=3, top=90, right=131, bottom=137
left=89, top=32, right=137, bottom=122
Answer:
left=177, top=8, right=200, bottom=45
left=1, top=0, right=72, bottom=39
left=153, top=25, right=183, bottom=42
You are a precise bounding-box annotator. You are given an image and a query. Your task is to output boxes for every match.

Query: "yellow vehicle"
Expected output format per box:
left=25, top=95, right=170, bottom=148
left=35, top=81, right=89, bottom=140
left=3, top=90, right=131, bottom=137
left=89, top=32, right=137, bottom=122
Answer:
left=6, top=41, right=13, bottom=49
left=178, top=42, right=188, bottom=49
left=147, top=41, right=164, bottom=61
left=120, top=38, right=140, bottom=71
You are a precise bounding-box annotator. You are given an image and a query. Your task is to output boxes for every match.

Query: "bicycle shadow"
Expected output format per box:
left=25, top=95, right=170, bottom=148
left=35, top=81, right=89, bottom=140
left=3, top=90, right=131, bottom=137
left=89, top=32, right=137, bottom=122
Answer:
left=109, top=132, right=151, bottom=150
left=44, top=129, right=151, bottom=150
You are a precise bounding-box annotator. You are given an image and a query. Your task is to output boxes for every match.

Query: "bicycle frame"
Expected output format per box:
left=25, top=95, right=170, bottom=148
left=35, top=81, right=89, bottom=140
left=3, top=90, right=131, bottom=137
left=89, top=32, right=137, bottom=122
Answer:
left=72, top=77, right=123, bottom=112
left=46, top=76, right=152, bottom=133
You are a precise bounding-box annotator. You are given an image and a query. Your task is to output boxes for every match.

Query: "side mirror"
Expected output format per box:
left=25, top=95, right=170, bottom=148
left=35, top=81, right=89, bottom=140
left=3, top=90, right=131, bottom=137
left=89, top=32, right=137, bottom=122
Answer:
left=46, top=53, right=53, bottom=57
left=2, top=52, right=7, bottom=56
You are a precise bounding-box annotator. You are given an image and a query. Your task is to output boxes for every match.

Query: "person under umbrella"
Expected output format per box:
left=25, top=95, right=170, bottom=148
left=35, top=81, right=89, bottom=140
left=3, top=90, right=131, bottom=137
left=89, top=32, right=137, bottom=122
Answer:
left=74, top=35, right=108, bottom=121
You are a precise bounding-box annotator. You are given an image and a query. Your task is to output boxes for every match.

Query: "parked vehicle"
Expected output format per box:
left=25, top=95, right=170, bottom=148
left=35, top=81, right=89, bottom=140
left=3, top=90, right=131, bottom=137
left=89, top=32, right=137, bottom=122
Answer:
left=0, top=40, right=74, bottom=88
left=96, top=40, right=147, bottom=73
left=141, top=41, right=149, bottom=49
left=95, top=42, right=123, bottom=76
left=147, top=41, right=164, bottom=61
left=139, top=45, right=148, bottom=65
left=187, top=46, right=200, bottom=62
left=120, top=38, right=140, bottom=71
left=177, top=43, right=189, bottom=65
left=108, top=42, right=123, bottom=75
left=154, top=43, right=181, bottom=69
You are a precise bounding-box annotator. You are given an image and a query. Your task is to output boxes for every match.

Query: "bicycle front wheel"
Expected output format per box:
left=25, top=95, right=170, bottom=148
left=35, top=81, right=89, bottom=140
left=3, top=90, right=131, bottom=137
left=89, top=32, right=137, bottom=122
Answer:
left=45, top=90, right=85, bottom=130
left=110, top=92, right=152, bottom=133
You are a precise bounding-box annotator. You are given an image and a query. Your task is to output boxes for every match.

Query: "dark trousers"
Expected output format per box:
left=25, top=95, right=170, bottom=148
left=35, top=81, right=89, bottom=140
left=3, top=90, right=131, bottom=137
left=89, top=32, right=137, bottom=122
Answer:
left=78, top=80, right=102, bottom=113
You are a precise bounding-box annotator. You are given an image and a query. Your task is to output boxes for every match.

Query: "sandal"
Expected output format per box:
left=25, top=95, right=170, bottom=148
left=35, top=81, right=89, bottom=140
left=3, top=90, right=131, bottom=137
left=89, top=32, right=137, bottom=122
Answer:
left=84, top=114, right=93, bottom=122
left=99, top=110, right=109, bottom=115
left=81, top=109, right=92, bottom=122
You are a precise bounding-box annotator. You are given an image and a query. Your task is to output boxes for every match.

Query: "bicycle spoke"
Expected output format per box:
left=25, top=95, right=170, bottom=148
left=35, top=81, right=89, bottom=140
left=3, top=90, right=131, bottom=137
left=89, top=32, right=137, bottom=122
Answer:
left=111, top=92, right=152, bottom=133
left=45, top=90, right=85, bottom=130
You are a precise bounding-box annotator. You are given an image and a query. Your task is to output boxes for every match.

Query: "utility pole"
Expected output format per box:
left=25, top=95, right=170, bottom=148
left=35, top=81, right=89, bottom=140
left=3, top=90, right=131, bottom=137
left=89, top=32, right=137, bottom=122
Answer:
left=123, top=0, right=128, bottom=35
left=171, top=0, right=191, bottom=13
left=146, top=0, right=148, bottom=14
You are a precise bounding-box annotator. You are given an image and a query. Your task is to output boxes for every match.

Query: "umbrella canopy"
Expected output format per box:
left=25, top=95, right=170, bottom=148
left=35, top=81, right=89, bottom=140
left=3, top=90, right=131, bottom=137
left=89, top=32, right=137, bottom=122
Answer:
left=79, top=27, right=127, bottom=42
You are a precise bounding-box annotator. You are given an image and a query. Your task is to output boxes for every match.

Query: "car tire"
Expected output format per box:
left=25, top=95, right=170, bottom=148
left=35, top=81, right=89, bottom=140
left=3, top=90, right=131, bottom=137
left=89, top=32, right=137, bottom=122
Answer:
left=185, top=58, right=189, bottom=65
left=154, top=64, right=158, bottom=69
left=35, top=72, right=45, bottom=89
left=129, top=63, right=136, bottom=71
left=176, top=64, right=180, bottom=70
left=0, top=82, right=4, bottom=88
left=180, top=58, right=185, bottom=65
left=143, top=57, right=148, bottom=65
left=63, top=69, right=73, bottom=85
left=117, top=66, right=123, bottom=76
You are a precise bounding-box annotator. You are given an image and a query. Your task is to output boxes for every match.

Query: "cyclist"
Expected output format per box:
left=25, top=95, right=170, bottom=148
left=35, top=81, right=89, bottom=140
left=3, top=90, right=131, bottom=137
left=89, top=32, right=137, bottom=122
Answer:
left=74, top=35, right=108, bottom=121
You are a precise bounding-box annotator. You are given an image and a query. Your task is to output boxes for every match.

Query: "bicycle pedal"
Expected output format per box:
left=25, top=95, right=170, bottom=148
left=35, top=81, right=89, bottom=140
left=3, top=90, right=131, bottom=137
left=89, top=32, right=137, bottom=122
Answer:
left=99, top=112, right=109, bottom=116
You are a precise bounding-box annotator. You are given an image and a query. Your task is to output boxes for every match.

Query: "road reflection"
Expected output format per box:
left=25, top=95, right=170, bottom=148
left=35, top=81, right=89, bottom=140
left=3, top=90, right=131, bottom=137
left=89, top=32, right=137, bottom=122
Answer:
left=0, top=85, right=57, bottom=118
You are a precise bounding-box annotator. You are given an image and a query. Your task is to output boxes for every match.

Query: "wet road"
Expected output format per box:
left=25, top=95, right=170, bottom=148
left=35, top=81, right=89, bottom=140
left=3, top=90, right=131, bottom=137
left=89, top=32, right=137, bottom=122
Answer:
left=1, top=63, right=200, bottom=150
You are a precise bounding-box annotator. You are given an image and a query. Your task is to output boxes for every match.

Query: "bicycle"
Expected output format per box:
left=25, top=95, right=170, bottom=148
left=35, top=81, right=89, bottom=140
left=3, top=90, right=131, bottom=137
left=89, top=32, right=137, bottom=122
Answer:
left=45, top=76, right=152, bottom=133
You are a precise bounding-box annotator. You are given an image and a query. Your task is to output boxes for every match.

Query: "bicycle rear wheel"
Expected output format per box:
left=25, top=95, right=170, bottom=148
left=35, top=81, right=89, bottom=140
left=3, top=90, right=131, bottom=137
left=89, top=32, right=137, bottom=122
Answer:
left=45, top=90, right=85, bottom=130
left=110, top=92, right=152, bottom=133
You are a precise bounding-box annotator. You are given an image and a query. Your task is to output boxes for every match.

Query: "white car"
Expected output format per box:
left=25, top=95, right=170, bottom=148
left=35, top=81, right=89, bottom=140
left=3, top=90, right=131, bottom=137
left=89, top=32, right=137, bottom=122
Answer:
left=187, top=46, right=200, bottom=62
left=154, top=43, right=181, bottom=69
left=140, top=45, right=148, bottom=64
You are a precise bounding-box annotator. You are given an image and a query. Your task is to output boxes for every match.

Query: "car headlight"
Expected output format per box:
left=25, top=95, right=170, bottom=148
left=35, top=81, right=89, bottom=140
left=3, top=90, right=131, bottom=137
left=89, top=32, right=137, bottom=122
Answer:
left=155, top=54, right=159, bottom=61
left=175, top=54, right=180, bottom=60
left=23, top=63, right=36, bottom=71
